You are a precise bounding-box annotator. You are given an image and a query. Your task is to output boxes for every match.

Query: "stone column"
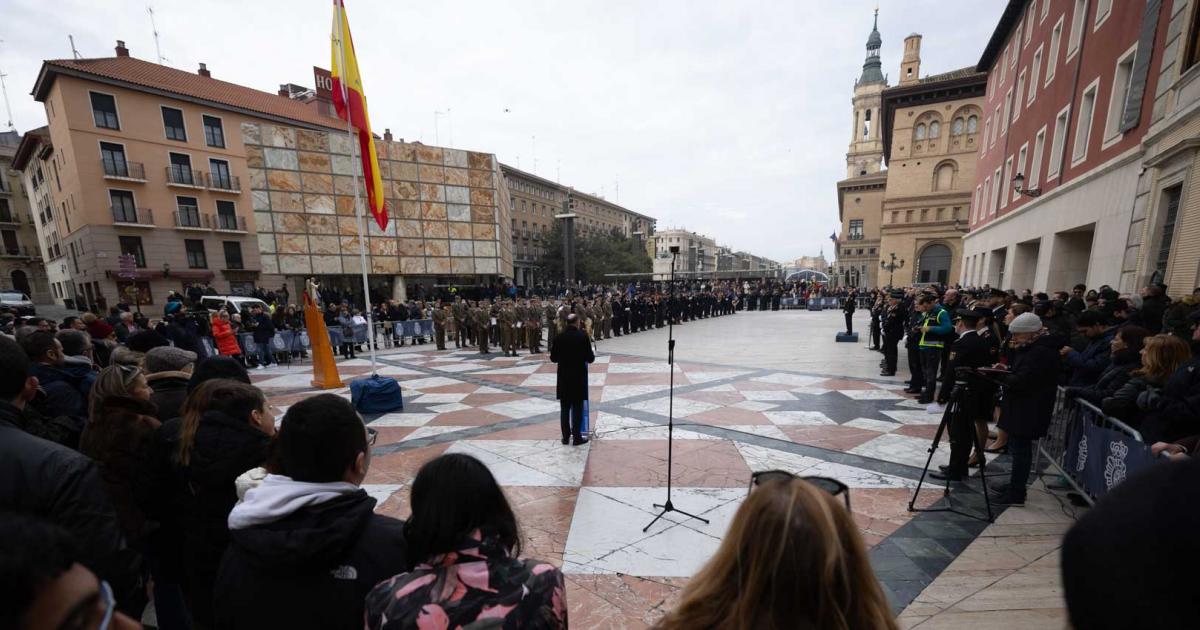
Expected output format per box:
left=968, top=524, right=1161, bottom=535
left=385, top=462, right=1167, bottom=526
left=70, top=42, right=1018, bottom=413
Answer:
left=392, top=275, right=407, bottom=302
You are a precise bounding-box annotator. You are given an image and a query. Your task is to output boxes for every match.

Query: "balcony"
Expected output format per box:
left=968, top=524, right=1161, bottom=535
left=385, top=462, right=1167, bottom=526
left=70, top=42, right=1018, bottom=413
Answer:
left=165, top=166, right=204, bottom=189
left=204, top=172, right=241, bottom=193
left=213, top=213, right=247, bottom=232
left=111, top=206, right=154, bottom=227
left=173, top=208, right=208, bottom=230
left=102, top=159, right=147, bottom=182
left=0, top=246, right=38, bottom=259
left=0, top=212, right=30, bottom=225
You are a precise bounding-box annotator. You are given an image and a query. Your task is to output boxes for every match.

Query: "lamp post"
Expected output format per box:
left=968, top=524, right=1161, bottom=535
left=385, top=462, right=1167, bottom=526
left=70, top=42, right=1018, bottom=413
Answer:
left=880, top=253, right=905, bottom=288
left=1011, top=172, right=1042, bottom=198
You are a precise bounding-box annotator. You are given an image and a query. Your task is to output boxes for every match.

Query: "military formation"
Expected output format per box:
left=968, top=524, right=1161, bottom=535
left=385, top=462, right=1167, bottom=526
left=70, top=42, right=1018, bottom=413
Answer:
left=410, top=289, right=743, bottom=355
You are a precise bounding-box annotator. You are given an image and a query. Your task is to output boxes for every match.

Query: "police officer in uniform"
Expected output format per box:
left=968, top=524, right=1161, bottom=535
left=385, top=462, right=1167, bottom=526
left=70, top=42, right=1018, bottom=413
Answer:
left=930, top=306, right=994, bottom=481
left=842, top=290, right=857, bottom=334
left=880, top=290, right=907, bottom=376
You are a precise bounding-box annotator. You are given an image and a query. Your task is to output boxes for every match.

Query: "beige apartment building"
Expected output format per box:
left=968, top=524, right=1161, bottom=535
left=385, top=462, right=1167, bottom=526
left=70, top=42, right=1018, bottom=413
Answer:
left=502, top=164, right=655, bottom=287
left=879, top=36, right=985, bottom=286
left=18, top=41, right=512, bottom=309
left=0, top=131, right=51, bottom=303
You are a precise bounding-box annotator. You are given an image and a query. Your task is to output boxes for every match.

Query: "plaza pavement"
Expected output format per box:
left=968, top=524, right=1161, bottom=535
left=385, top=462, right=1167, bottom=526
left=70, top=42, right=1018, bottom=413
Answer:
left=248, top=308, right=1070, bottom=628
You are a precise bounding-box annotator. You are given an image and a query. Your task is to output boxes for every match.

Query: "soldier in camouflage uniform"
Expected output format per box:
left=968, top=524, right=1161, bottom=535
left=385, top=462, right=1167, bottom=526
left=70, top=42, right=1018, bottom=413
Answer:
left=453, top=297, right=469, bottom=348
left=499, top=300, right=518, bottom=357
left=602, top=297, right=614, bottom=339
left=543, top=299, right=558, bottom=354
left=432, top=301, right=448, bottom=350
left=472, top=302, right=490, bottom=354
left=527, top=298, right=543, bottom=354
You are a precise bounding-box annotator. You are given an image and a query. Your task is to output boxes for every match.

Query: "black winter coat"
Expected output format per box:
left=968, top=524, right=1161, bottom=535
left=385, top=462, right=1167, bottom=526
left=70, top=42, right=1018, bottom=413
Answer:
left=997, top=333, right=1061, bottom=439
left=155, top=410, right=271, bottom=626
left=214, top=491, right=408, bottom=629
left=147, top=372, right=190, bottom=424
left=551, top=327, right=594, bottom=402
left=1138, top=356, right=1200, bottom=443
left=1065, top=353, right=1139, bottom=407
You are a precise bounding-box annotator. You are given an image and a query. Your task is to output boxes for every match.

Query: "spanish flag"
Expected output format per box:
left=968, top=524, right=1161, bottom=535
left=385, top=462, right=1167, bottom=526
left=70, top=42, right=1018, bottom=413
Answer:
left=331, top=0, right=388, bottom=230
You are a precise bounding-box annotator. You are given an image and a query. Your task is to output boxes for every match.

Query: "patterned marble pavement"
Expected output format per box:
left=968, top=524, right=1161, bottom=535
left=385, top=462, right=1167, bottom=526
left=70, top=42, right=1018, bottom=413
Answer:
left=250, top=343, right=1018, bottom=628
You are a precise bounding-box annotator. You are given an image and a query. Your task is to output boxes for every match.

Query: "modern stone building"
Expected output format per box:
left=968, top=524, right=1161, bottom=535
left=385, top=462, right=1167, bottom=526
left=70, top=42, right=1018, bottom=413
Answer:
left=834, top=11, right=889, bottom=288
left=18, top=40, right=511, bottom=309
left=879, top=37, right=986, bottom=286
left=501, top=164, right=655, bottom=287
left=651, top=228, right=778, bottom=280
left=962, top=0, right=1173, bottom=293
left=0, top=131, right=52, bottom=303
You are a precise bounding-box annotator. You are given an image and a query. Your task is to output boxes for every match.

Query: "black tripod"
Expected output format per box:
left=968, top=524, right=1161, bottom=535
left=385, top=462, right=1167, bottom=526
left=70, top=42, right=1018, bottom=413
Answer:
left=908, top=371, right=994, bottom=523
left=644, top=250, right=709, bottom=533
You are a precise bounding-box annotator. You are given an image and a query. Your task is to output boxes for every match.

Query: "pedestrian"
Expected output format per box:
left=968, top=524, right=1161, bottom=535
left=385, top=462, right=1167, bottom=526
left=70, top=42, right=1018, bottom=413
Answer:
left=550, top=314, right=594, bottom=446
left=144, top=346, right=197, bottom=422
left=212, top=310, right=244, bottom=365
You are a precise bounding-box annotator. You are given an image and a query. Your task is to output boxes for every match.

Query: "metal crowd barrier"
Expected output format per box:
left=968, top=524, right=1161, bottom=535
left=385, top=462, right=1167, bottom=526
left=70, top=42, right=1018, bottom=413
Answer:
left=1034, top=386, right=1157, bottom=505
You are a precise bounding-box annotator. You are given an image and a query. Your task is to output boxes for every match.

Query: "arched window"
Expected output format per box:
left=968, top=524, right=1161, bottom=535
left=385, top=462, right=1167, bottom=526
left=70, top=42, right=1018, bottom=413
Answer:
left=967, top=115, right=979, bottom=133
left=952, top=117, right=965, bottom=135
left=929, top=121, right=940, bottom=138
left=935, top=162, right=956, bottom=191
left=915, top=123, right=927, bottom=140
left=917, top=244, right=953, bottom=285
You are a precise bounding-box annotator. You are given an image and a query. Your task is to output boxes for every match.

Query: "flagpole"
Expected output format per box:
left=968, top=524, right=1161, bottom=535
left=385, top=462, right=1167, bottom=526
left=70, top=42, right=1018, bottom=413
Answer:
left=334, top=4, right=378, bottom=374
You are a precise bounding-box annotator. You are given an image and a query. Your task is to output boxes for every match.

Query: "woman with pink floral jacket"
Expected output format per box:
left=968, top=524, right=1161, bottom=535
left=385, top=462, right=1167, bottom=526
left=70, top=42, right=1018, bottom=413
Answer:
left=365, top=453, right=566, bottom=629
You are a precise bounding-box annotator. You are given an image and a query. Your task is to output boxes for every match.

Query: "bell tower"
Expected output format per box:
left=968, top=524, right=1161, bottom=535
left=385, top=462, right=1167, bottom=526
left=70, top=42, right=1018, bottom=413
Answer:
left=846, top=8, right=887, bottom=178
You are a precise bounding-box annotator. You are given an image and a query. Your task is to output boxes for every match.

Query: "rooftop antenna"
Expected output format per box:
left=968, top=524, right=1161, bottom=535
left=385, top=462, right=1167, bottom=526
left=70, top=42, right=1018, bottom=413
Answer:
left=67, top=35, right=82, bottom=59
left=147, top=5, right=168, bottom=64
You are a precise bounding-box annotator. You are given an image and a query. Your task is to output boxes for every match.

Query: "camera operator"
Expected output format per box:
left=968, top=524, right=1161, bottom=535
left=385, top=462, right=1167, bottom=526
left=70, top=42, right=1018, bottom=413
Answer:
left=931, top=306, right=994, bottom=482
left=989, top=312, right=1062, bottom=506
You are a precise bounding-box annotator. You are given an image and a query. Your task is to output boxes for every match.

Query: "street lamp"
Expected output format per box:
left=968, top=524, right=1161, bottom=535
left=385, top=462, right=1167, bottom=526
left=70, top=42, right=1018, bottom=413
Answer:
left=1011, top=172, right=1042, bottom=198
left=880, top=253, right=905, bottom=288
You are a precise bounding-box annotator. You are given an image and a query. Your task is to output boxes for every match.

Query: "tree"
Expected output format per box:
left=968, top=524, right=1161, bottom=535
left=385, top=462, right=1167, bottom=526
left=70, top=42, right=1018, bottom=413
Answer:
left=536, top=223, right=651, bottom=284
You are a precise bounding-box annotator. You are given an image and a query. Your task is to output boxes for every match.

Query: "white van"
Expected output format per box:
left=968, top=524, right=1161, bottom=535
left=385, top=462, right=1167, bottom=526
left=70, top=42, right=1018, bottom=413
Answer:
left=199, top=295, right=270, bottom=315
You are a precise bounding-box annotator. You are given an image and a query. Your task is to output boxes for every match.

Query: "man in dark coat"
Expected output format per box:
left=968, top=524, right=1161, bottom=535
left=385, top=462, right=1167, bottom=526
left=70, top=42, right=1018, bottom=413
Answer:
left=1059, top=310, right=1115, bottom=386
left=931, top=307, right=994, bottom=482
left=21, top=330, right=88, bottom=425
left=144, top=346, right=197, bottom=422
left=215, top=395, right=407, bottom=629
left=1139, top=284, right=1168, bottom=334
left=551, top=314, right=594, bottom=446
left=842, top=291, right=856, bottom=334
left=880, top=291, right=907, bottom=376
left=0, top=337, right=142, bottom=618
left=992, top=312, right=1061, bottom=505
left=251, top=305, right=277, bottom=368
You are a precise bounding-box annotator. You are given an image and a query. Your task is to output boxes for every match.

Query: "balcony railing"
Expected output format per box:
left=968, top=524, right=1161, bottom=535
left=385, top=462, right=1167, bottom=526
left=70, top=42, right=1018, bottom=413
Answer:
left=173, top=208, right=206, bottom=229
left=0, top=246, right=37, bottom=258
left=102, top=159, right=147, bottom=181
left=204, top=172, right=241, bottom=192
left=213, top=214, right=247, bottom=232
left=111, top=206, right=153, bottom=226
left=165, top=165, right=201, bottom=187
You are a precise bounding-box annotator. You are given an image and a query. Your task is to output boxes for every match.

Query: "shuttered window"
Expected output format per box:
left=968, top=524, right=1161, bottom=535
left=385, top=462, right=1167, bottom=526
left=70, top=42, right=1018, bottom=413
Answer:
left=1120, top=0, right=1163, bottom=133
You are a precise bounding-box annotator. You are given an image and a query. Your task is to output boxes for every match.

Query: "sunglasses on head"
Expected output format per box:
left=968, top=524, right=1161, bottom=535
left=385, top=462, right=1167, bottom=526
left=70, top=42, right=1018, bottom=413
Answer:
left=749, top=470, right=851, bottom=511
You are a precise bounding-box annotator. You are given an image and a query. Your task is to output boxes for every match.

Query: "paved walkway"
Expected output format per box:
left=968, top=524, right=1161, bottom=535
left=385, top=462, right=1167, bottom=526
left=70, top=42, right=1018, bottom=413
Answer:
left=245, top=308, right=1074, bottom=628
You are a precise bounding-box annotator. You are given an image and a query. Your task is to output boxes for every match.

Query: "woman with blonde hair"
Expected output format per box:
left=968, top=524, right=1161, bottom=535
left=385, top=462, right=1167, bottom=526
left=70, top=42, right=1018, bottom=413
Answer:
left=655, top=474, right=897, bottom=630
left=1103, top=333, right=1192, bottom=431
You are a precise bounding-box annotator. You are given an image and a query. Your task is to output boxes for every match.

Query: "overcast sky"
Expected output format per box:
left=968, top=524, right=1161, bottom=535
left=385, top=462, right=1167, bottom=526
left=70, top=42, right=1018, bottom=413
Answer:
left=2, top=0, right=1005, bottom=263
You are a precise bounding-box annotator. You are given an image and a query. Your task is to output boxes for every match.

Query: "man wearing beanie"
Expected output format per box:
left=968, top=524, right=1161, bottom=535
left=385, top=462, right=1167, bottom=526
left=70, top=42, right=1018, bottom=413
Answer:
left=990, top=311, right=1060, bottom=505
left=144, top=346, right=198, bottom=421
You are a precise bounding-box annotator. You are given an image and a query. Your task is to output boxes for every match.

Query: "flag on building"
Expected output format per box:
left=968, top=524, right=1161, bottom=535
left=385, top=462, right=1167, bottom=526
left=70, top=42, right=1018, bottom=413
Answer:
left=330, top=0, right=388, bottom=230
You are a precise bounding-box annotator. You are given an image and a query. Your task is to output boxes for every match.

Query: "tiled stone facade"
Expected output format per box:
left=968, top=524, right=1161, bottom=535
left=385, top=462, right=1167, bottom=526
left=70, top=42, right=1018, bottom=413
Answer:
left=245, top=122, right=512, bottom=284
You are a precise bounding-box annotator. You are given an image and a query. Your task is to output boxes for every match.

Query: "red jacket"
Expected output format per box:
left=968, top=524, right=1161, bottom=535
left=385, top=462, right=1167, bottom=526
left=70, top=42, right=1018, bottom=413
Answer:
left=212, top=318, right=241, bottom=356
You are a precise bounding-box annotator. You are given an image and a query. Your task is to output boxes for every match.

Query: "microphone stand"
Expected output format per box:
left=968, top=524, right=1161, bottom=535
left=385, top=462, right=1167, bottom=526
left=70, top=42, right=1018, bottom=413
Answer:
left=644, top=250, right=710, bottom=532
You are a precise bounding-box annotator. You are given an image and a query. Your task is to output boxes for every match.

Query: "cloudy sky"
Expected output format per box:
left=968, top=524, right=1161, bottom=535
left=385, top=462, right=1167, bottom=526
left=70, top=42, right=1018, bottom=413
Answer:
left=2, top=0, right=1005, bottom=263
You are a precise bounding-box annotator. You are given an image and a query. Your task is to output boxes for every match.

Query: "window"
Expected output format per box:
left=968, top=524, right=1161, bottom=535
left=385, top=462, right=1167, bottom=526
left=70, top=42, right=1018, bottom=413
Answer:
left=1001, top=156, right=1014, bottom=208
left=983, top=119, right=992, bottom=149
left=952, top=117, right=965, bottom=135
left=1068, top=0, right=1088, bottom=58
left=1154, top=186, right=1183, bottom=277
left=1002, top=89, right=1013, bottom=135
left=119, top=236, right=146, bottom=268
left=1030, top=126, right=1047, bottom=189
left=1014, top=71, right=1026, bottom=120
left=1047, top=16, right=1063, bottom=85
left=0, top=199, right=9, bottom=222
left=934, top=162, right=955, bottom=191
left=100, top=142, right=128, bottom=177
left=185, top=240, right=207, bottom=269
left=1048, top=105, right=1071, bottom=179
left=1187, top=2, right=1200, bottom=71
left=1094, top=0, right=1112, bottom=29
left=992, top=167, right=1003, bottom=213
left=1041, top=0, right=1050, bottom=20
left=991, top=106, right=1001, bottom=146
left=90, top=92, right=119, bottom=129
left=1025, top=5, right=1035, bottom=44
left=1104, top=45, right=1137, bottom=144
left=216, top=200, right=238, bottom=230
left=1029, top=46, right=1042, bottom=103
left=162, top=107, right=187, bottom=141
left=223, top=241, right=244, bottom=269
left=1072, top=80, right=1098, bottom=164
left=848, top=219, right=864, bottom=240
left=209, top=159, right=233, bottom=189
left=973, top=185, right=983, bottom=223
left=168, top=153, right=194, bottom=185
left=110, top=190, right=137, bottom=223
left=929, top=121, right=940, bottom=139
left=915, top=123, right=927, bottom=140
left=983, top=178, right=992, bottom=217
left=1013, top=144, right=1028, bottom=201
left=202, top=115, right=225, bottom=148
left=863, top=108, right=872, bottom=138
left=176, top=196, right=201, bottom=228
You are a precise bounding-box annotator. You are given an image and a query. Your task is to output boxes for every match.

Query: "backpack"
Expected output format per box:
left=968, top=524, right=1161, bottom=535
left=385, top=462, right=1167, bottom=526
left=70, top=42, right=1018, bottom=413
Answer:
left=350, top=375, right=404, bottom=414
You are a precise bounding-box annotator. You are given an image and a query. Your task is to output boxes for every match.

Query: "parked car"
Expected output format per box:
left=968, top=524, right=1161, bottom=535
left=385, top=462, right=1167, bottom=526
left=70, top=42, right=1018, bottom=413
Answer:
left=199, top=295, right=269, bottom=316
left=0, top=292, right=36, bottom=315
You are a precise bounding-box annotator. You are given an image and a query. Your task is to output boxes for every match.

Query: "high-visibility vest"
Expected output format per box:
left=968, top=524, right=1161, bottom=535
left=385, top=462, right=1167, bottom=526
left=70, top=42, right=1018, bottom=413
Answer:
left=919, top=307, right=950, bottom=349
